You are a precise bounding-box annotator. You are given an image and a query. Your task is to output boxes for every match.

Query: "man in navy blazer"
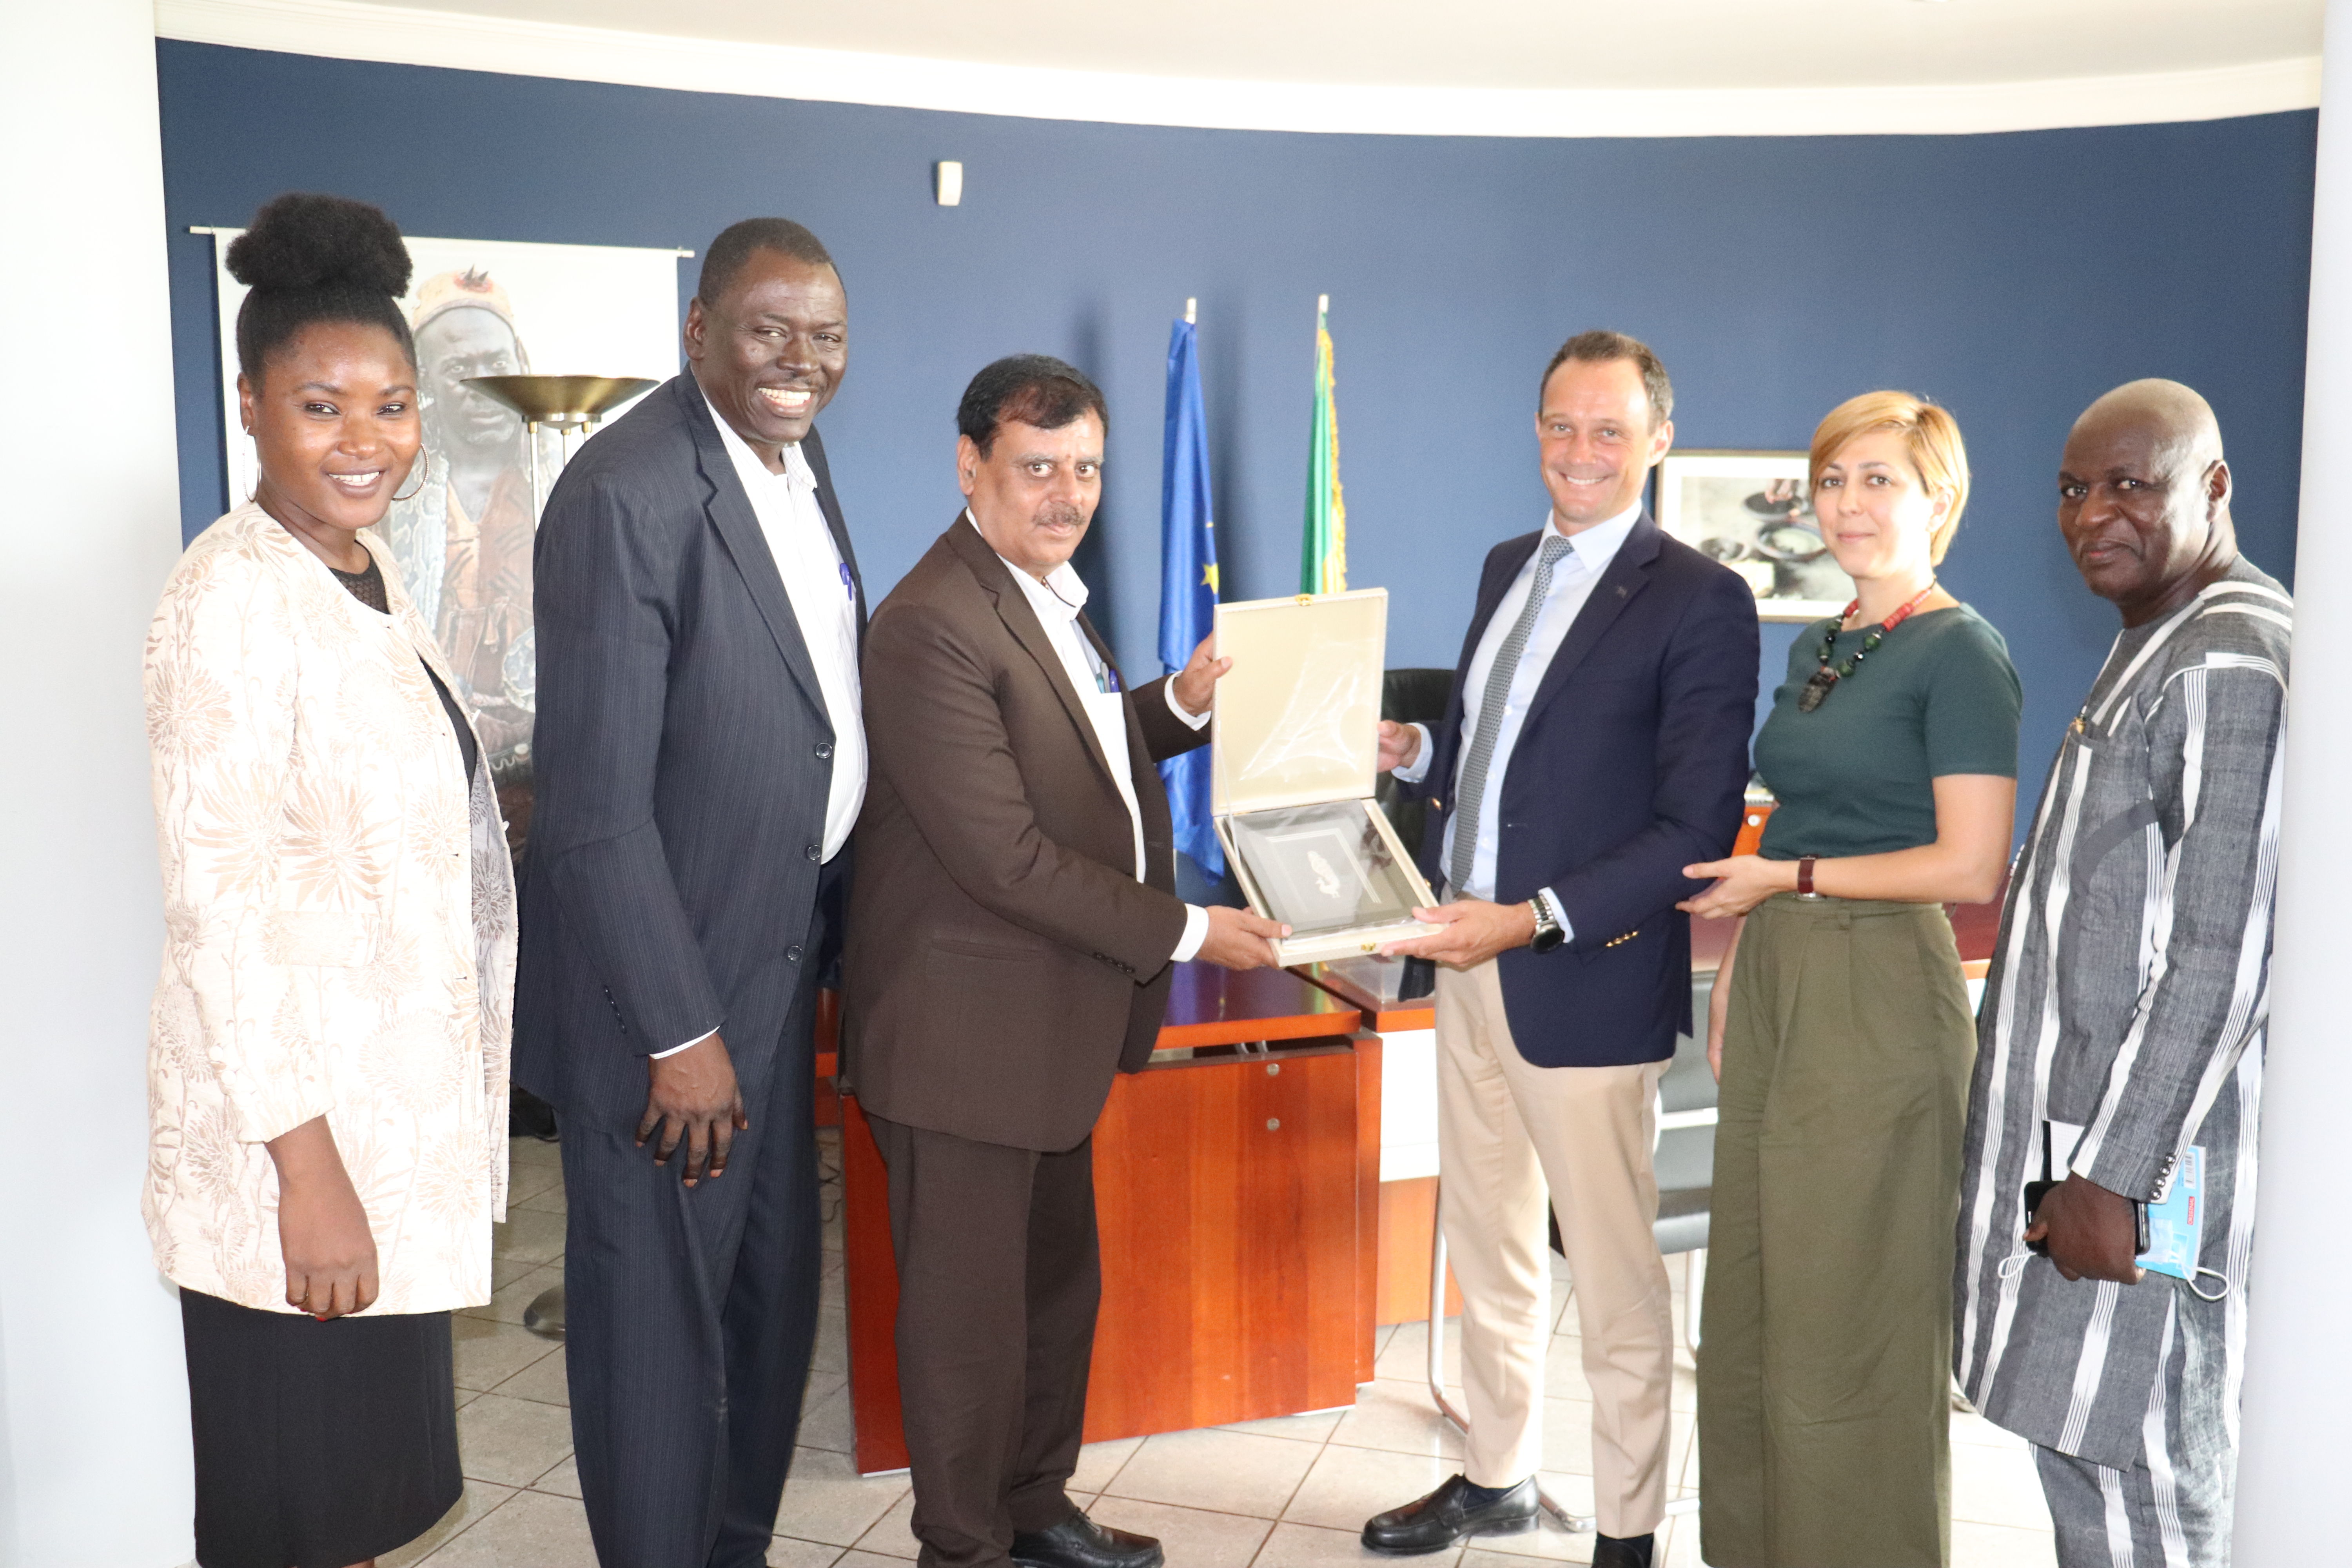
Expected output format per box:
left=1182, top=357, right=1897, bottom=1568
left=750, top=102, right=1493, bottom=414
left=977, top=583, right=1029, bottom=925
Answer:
left=1361, top=332, right=1758, bottom=1567
left=516, top=219, right=864, bottom=1568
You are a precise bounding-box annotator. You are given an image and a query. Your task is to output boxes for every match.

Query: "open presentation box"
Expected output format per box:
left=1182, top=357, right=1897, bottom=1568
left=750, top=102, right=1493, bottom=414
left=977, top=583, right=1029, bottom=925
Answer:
left=1211, top=588, right=1440, bottom=967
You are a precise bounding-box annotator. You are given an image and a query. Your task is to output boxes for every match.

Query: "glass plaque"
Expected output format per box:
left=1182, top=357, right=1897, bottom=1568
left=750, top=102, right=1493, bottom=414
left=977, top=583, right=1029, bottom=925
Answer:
left=1225, top=802, right=1424, bottom=938
left=1208, top=587, right=1441, bottom=965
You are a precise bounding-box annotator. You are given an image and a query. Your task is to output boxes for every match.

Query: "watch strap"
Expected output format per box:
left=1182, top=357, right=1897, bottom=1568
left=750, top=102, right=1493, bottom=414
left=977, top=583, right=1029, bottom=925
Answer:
left=1798, top=856, right=1818, bottom=898
left=1527, top=896, right=1564, bottom=952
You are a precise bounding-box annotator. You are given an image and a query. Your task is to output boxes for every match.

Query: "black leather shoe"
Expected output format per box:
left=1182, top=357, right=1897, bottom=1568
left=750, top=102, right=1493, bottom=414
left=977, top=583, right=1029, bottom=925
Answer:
left=1593, top=1532, right=1655, bottom=1568
left=1010, top=1509, right=1164, bottom=1568
left=1361, top=1474, right=1540, bottom=1554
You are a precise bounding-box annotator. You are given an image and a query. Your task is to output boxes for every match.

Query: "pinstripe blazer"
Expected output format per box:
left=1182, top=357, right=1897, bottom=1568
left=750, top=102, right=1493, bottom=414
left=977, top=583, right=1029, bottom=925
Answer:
left=514, top=374, right=865, bottom=1123
left=1955, top=560, right=2290, bottom=1465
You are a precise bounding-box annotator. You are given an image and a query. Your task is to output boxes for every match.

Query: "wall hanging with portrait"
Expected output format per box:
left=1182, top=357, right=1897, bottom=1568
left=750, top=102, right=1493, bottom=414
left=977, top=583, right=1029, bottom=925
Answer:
left=202, top=230, right=686, bottom=823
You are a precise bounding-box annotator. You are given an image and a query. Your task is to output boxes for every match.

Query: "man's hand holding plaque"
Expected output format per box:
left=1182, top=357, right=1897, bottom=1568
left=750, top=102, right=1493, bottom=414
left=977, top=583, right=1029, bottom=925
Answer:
left=1378, top=897, right=1538, bottom=969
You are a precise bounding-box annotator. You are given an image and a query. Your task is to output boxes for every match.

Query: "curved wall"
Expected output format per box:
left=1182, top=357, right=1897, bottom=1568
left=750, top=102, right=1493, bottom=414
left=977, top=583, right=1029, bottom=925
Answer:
left=158, top=40, right=2318, bottom=812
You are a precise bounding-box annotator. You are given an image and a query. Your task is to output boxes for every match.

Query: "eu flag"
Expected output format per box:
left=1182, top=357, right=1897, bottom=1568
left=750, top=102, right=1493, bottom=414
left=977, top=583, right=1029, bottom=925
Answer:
left=1158, top=316, right=1223, bottom=877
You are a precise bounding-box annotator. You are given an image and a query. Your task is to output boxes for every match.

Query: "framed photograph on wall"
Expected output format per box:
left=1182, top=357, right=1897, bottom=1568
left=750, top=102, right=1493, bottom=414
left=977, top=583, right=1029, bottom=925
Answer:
left=1656, top=450, right=1851, bottom=623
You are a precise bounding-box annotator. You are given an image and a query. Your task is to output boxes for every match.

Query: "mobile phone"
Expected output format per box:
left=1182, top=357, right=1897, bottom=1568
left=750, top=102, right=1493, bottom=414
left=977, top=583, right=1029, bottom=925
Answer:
left=2023, top=1179, right=2058, bottom=1256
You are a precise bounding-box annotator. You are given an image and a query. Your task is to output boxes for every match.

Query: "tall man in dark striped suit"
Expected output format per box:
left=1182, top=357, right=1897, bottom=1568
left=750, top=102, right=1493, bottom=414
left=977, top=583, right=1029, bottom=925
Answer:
left=517, top=219, right=865, bottom=1568
left=1956, top=381, right=2289, bottom=1568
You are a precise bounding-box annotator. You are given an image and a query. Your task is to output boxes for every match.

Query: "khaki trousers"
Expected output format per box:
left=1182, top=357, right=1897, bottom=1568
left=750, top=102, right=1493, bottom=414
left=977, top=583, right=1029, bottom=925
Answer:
left=1695, top=895, right=1971, bottom=1568
left=1436, top=959, right=1673, bottom=1539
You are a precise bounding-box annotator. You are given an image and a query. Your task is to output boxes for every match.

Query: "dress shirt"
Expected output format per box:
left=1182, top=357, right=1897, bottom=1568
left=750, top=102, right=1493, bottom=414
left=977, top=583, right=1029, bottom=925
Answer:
left=1394, top=502, right=1644, bottom=933
left=704, top=396, right=866, bottom=856
left=657, top=401, right=867, bottom=1058
left=969, top=515, right=1210, bottom=964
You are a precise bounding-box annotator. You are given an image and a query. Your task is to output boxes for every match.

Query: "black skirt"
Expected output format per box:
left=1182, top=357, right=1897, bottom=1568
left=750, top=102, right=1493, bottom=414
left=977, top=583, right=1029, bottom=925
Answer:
left=180, top=1289, right=461, bottom=1568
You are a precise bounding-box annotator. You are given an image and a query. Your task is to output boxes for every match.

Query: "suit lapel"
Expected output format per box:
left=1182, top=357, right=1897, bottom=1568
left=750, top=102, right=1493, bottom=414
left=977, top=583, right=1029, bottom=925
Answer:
left=1460, top=535, right=1540, bottom=687
left=1431, top=534, right=1540, bottom=776
left=946, top=518, right=1122, bottom=790
left=1521, top=511, right=1663, bottom=731
left=680, top=380, right=829, bottom=725
left=801, top=426, right=868, bottom=645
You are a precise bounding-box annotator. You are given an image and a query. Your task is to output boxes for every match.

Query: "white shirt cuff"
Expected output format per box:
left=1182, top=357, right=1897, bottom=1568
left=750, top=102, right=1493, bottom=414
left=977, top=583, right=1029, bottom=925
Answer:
left=651, top=1027, right=717, bottom=1060
left=1166, top=678, right=1210, bottom=731
left=1535, top=887, right=1573, bottom=944
left=1390, top=722, right=1434, bottom=783
left=1172, top=903, right=1210, bottom=962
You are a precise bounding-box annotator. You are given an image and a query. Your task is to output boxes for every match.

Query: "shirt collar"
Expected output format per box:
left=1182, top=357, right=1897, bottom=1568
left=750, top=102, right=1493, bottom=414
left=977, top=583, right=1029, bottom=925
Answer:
left=702, top=392, right=815, bottom=494
left=965, top=511, right=1088, bottom=625
left=1544, top=500, right=1641, bottom=575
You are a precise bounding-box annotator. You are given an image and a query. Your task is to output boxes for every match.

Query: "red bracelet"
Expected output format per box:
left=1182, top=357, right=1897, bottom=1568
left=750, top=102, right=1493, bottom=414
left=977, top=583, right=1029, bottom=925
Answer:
left=1797, top=856, right=1818, bottom=897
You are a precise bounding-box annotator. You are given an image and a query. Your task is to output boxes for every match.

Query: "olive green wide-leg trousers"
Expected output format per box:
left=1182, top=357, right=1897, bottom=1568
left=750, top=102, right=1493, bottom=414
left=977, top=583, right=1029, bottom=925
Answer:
left=1696, top=895, right=1976, bottom=1568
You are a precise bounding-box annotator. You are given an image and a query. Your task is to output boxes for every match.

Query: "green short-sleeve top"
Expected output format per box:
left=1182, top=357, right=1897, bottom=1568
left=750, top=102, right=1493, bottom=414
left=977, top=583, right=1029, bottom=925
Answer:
left=1754, top=604, right=2022, bottom=861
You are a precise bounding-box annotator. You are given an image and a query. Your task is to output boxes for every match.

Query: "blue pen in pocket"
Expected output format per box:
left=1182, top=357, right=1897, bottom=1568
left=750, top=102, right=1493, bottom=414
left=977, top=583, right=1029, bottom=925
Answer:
left=839, top=562, right=854, bottom=601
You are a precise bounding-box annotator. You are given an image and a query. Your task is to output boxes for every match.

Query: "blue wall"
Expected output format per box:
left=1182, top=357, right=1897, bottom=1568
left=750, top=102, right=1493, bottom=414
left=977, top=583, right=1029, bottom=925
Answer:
left=158, top=41, right=2316, bottom=817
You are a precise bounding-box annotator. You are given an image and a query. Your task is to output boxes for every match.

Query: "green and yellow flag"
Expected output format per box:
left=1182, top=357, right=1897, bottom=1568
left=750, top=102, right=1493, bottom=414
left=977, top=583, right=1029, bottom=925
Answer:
left=1300, top=296, right=1347, bottom=595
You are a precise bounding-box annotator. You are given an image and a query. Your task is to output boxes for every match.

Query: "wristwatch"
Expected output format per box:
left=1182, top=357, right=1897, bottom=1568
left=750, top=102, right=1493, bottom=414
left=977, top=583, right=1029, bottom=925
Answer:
left=1528, top=896, right=1566, bottom=954
left=1797, top=856, right=1823, bottom=899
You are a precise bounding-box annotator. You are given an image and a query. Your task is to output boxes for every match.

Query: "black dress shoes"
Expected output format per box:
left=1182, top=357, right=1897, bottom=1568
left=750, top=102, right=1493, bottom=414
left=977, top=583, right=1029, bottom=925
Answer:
left=1010, top=1509, right=1164, bottom=1568
left=1361, top=1474, right=1540, bottom=1554
left=1593, top=1532, right=1655, bottom=1568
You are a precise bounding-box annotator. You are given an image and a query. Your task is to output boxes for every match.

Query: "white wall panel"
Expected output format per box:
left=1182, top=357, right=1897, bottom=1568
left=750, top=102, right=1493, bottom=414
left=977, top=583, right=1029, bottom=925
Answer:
left=0, top=2, right=194, bottom=1562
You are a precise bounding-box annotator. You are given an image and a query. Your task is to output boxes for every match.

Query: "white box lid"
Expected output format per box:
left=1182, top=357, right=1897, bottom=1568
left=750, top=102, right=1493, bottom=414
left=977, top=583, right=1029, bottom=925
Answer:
left=1211, top=588, right=1387, bottom=815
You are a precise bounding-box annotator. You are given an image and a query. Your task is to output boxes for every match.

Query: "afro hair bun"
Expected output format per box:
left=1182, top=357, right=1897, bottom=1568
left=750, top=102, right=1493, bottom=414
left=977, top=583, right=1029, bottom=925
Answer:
left=226, top=192, right=411, bottom=299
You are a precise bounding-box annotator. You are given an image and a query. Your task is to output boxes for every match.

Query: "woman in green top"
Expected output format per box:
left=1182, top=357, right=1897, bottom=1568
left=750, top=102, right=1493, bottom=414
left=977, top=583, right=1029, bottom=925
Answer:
left=1680, top=392, right=2020, bottom=1568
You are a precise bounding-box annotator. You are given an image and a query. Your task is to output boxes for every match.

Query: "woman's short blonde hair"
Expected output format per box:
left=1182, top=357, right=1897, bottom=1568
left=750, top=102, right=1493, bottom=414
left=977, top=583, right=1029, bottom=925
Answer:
left=1809, top=391, right=1971, bottom=565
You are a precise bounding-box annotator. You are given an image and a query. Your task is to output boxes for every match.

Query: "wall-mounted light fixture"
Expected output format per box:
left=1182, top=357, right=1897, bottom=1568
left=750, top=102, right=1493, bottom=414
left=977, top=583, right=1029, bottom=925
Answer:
left=935, top=161, right=964, bottom=206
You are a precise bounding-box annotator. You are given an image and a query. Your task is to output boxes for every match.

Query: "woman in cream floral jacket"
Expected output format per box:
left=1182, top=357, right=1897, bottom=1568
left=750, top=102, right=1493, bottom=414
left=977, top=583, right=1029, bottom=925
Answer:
left=146, top=498, right=517, bottom=1310
left=145, top=192, right=515, bottom=1568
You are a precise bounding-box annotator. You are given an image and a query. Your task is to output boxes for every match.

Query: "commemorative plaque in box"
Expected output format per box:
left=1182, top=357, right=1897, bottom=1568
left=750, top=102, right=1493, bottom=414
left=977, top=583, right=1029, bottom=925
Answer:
left=1211, top=588, right=1441, bottom=967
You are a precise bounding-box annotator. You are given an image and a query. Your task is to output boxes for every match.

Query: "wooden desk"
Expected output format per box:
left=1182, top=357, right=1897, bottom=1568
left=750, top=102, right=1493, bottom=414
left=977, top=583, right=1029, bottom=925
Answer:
left=840, top=964, right=1379, bottom=1475
left=1296, top=963, right=1460, bottom=1325
left=813, top=989, right=841, bottom=1129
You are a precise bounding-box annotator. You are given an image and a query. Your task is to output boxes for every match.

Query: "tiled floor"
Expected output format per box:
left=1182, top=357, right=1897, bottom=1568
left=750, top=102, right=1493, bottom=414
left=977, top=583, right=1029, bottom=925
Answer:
left=397, top=1133, right=2058, bottom=1567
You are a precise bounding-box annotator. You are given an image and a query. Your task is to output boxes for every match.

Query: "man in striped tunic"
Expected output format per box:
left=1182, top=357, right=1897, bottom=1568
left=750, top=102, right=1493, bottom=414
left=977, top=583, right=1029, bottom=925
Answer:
left=1955, top=381, right=2288, bottom=1567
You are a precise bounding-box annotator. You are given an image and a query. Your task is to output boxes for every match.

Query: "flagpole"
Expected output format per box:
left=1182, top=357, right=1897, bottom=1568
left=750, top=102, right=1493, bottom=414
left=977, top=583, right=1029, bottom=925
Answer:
left=1303, top=294, right=1345, bottom=595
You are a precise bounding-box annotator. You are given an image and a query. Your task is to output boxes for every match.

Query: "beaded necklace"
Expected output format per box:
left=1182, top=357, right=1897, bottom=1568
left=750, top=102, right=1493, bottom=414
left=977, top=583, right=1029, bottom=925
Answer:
left=1795, top=581, right=1938, bottom=713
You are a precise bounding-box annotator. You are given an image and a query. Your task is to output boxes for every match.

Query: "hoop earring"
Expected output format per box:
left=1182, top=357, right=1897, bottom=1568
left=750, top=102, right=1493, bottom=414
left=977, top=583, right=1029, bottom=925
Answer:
left=391, top=459, right=425, bottom=504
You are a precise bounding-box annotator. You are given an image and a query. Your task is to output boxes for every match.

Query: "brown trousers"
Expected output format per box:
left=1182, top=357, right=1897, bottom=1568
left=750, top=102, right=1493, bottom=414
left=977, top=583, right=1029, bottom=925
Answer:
left=867, top=1114, right=1099, bottom=1568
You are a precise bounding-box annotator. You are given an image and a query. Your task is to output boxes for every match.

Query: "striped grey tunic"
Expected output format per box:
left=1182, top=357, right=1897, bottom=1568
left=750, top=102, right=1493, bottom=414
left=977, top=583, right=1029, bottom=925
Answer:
left=1954, top=561, right=2290, bottom=1470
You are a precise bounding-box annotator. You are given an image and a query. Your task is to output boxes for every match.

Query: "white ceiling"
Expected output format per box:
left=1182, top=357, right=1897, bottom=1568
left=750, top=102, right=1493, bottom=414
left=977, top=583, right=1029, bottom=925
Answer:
left=401, top=0, right=2317, bottom=93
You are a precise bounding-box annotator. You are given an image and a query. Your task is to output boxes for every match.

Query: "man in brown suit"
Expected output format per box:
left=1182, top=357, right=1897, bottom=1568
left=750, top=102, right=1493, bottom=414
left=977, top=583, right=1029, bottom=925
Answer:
left=844, top=356, right=1287, bottom=1568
